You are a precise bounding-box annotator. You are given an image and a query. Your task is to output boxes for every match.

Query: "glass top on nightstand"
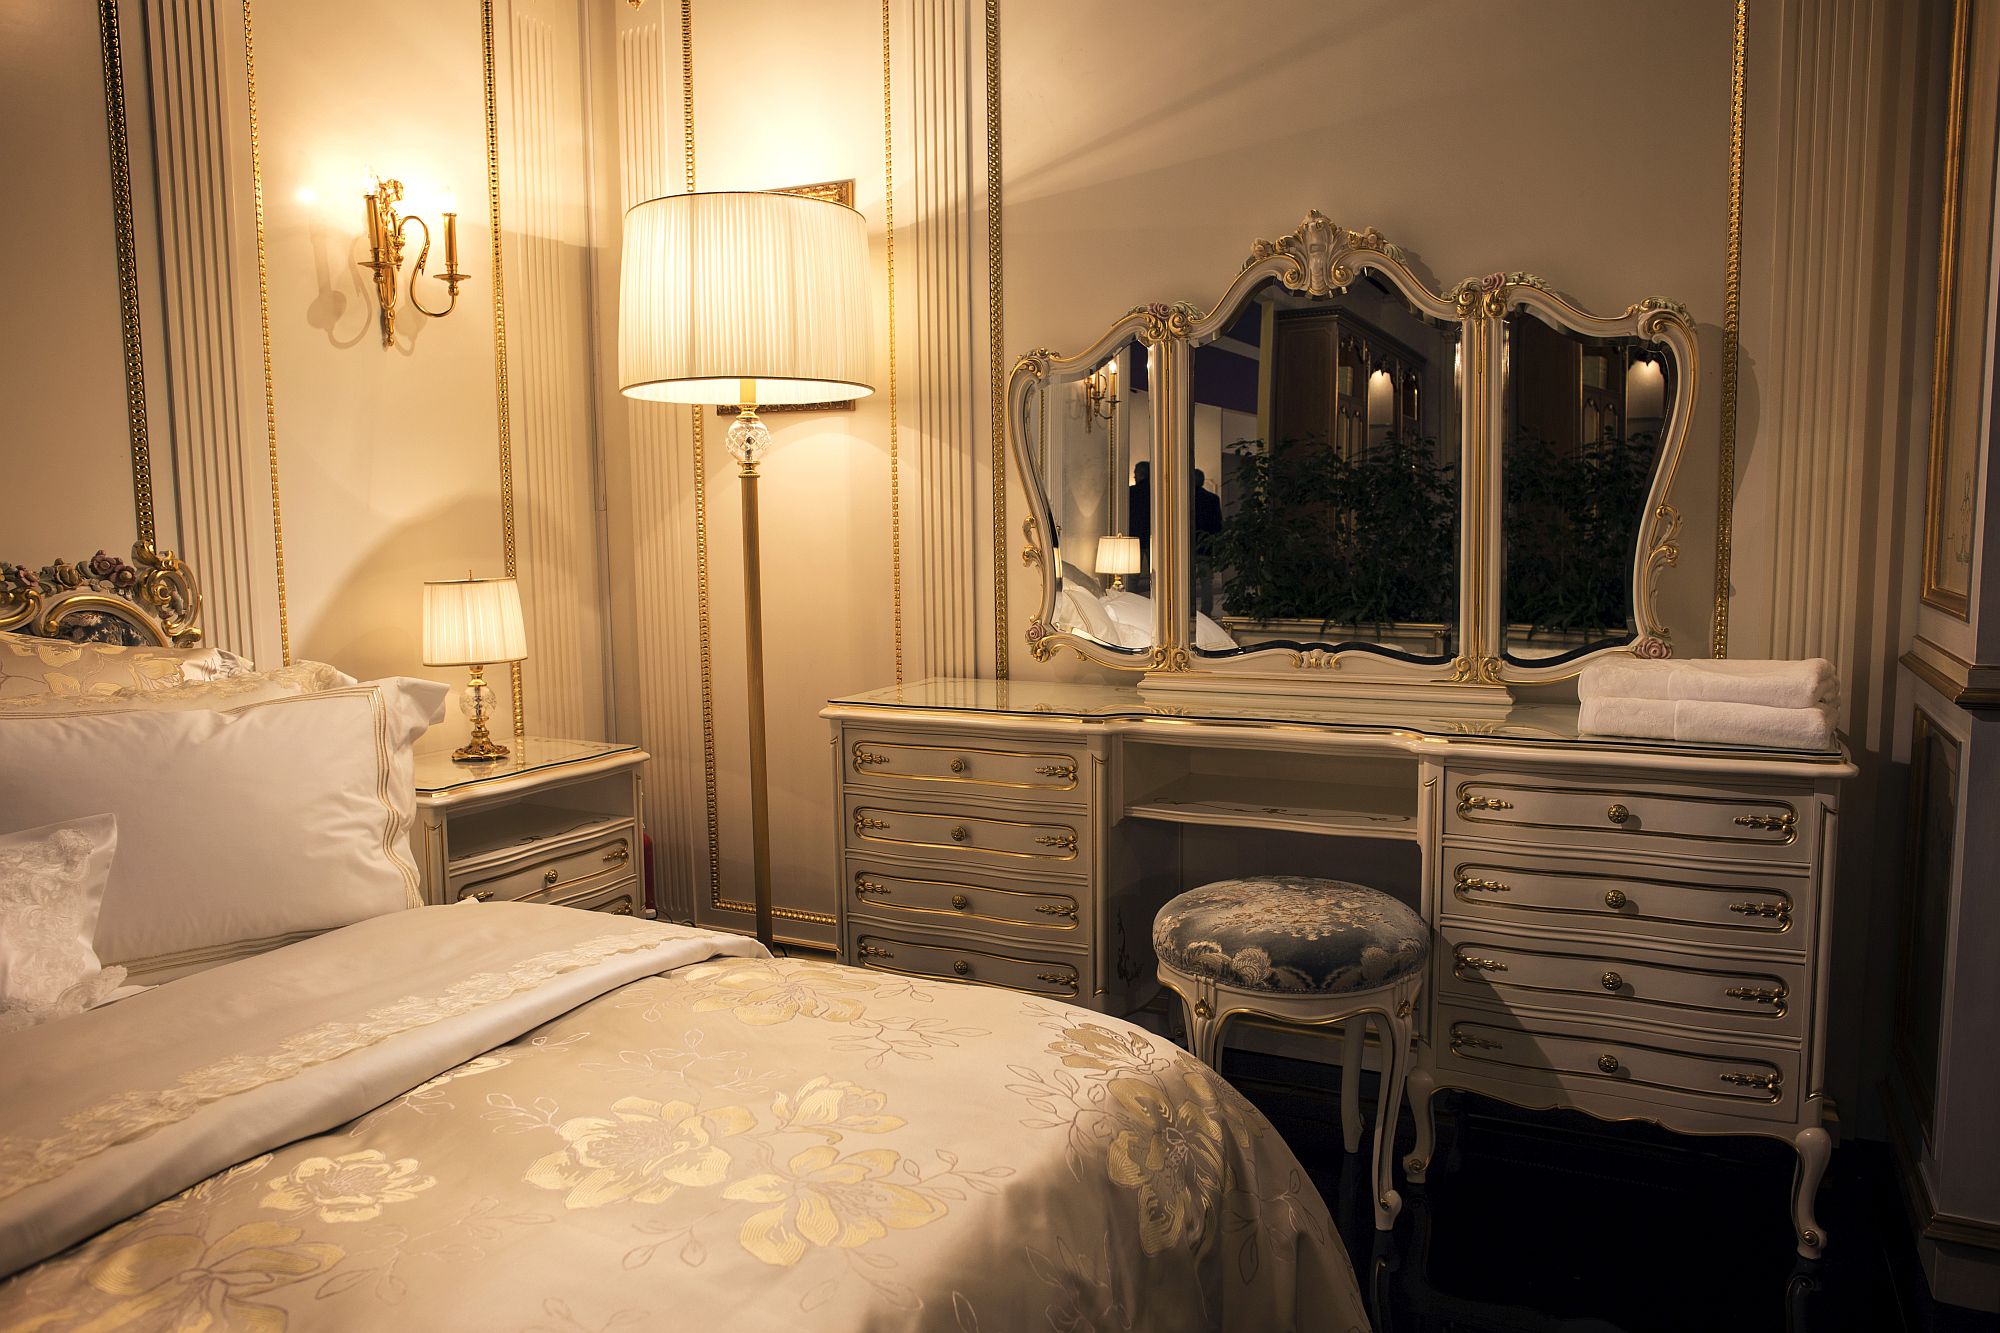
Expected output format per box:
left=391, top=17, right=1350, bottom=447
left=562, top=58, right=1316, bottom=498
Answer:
left=413, top=736, right=643, bottom=795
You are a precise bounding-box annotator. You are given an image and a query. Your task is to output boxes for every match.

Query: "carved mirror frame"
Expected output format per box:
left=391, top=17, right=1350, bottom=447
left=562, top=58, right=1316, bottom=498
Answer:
left=1008, top=211, right=1700, bottom=702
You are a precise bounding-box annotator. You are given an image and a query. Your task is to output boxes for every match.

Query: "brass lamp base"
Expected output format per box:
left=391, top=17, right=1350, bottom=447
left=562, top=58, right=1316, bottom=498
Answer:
left=450, top=663, right=511, bottom=763
left=452, top=733, right=510, bottom=763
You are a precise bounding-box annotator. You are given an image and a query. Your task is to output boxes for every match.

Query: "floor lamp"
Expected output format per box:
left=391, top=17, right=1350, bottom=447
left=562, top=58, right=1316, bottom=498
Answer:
left=617, top=190, right=874, bottom=948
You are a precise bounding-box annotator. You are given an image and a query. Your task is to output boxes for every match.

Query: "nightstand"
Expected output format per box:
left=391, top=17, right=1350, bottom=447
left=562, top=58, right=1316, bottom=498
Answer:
left=412, top=736, right=650, bottom=915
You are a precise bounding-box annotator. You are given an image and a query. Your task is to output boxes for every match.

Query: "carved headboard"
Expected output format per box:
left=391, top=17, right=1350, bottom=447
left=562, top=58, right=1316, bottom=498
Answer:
left=0, top=544, right=203, bottom=647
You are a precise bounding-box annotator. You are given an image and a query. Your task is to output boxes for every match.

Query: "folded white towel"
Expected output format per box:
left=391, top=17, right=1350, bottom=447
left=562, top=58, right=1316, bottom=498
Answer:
left=1578, top=657, right=1837, bottom=710
left=1579, top=696, right=1835, bottom=751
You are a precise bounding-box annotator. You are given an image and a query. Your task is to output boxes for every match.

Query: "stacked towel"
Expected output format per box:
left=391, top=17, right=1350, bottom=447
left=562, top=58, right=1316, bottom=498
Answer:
left=1578, top=658, right=1837, bottom=751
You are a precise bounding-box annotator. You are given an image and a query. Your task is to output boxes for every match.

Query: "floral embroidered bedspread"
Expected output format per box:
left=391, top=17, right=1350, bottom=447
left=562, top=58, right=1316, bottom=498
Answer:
left=0, top=912, right=1363, bottom=1331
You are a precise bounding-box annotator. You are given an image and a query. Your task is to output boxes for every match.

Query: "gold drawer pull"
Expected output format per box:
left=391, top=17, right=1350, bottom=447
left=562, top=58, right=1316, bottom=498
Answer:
left=1453, top=950, right=1507, bottom=974
left=853, top=877, right=890, bottom=896
left=1455, top=874, right=1511, bottom=893
left=1732, top=812, right=1796, bottom=833
left=1606, top=803, right=1631, bottom=825
left=1035, top=831, right=1079, bottom=853
left=1727, top=900, right=1790, bottom=921
left=1034, top=761, right=1078, bottom=781
left=1036, top=970, right=1074, bottom=986
left=854, top=814, right=890, bottom=834
left=603, top=846, right=630, bottom=866
left=1597, top=1054, right=1621, bottom=1074
left=952, top=959, right=971, bottom=976
left=1035, top=901, right=1079, bottom=921
left=543, top=868, right=561, bottom=886
left=1724, top=985, right=1788, bottom=1006
left=950, top=757, right=968, bottom=772
left=858, top=943, right=894, bottom=960
left=610, top=900, right=633, bottom=915
left=1457, top=793, right=1514, bottom=813
left=460, top=889, right=494, bottom=902
left=951, top=893, right=970, bottom=910
left=1601, top=971, right=1624, bottom=991
left=1603, top=889, right=1629, bottom=909
left=1721, top=1071, right=1781, bottom=1090
left=853, top=748, right=890, bottom=770
left=950, top=825, right=970, bottom=842
left=1451, top=1032, right=1502, bottom=1052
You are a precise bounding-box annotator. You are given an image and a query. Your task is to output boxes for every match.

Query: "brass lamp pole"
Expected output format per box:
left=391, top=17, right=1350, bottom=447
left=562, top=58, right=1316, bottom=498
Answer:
left=730, top=383, right=775, bottom=947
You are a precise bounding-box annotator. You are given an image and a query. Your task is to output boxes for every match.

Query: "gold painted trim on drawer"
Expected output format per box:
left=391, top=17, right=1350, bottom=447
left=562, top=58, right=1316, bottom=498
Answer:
left=853, top=935, right=1080, bottom=998
left=1446, top=1020, right=1786, bottom=1105
left=851, top=869, right=1079, bottom=930
left=1450, top=862, right=1796, bottom=935
left=1445, top=940, right=1794, bottom=1020
left=1453, top=780, right=1801, bottom=847
left=850, top=738, right=1081, bottom=790
left=850, top=808, right=1081, bottom=861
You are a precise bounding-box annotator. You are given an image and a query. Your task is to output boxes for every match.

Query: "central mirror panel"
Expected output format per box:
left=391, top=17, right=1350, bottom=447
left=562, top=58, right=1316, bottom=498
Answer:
left=1189, top=272, right=1463, bottom=662
left=1500, top=307, right=1678, bottom=666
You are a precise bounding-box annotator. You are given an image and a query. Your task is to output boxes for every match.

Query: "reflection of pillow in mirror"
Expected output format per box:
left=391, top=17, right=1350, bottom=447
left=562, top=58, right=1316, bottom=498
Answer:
left=1059, top=561, right=1106, bottom=599
left=1056, top=585, right=1122, bottom=644
left=1193, top=612, right=1237, bottom=652
left=1099, top=590, right=1158, bottom=649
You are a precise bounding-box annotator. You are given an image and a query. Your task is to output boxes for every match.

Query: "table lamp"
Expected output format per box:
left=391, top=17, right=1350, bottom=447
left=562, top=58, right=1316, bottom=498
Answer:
left=618, top=189, right=873, bottom=946
left=1095, top=535, right=1143, bottom=591
left=422, top=574, right=527, bottom=763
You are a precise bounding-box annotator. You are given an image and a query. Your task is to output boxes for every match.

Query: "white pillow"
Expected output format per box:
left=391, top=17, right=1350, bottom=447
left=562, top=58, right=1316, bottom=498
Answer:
left=0, top=814, right=124, bottom=1031
left=0, top=659, right=353, bottom=717
left=1056, top=582, right=1126, bottom=645
left=0, top=634, right=228, bottom=699
left=1098, top=589, right=1239, bottom=652
left=0, top=678, right=448, bottom=975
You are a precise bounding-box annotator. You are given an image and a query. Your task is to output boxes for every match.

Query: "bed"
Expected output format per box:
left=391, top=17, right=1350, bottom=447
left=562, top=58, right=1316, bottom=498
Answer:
left=0, top=547, right=1365, bottom=1332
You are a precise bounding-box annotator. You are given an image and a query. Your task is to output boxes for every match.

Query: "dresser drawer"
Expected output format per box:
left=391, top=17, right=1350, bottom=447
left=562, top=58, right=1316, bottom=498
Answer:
left=1440, top=927, right=1803, bottom=1038
left=848, top=863, right=1081, bottom=933
left=853, top=930, right=1081, bottom=999
left=1448, top=774, right=1810, bottom=860
left=847, top=801, right=1085, bottom=869
left=1443, top=851, right=1809, bottom=952
left=1439, top=1009, right=1797, bottom=1121
left=449, top=825, right=636, bottom=904
left=846, top=733, right=1082, bottom=798
left=545, top=875, right=641, bottom=915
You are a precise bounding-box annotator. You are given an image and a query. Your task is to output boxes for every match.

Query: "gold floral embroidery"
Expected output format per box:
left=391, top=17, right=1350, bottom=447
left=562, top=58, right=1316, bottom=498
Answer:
left=722, top=1146, right=948, bottom=1267
left=261, top=1151, right=437, bottom=1223
left=683, top=959, right=880, bottom=1026
left=1103, top=1077, right=1228, bottom=1255
left=526, top=1097, right=757, bottom=1209
left=74, top=1221, right=341, bottom=1330
left=771, top=1078, right=905, bottom=1140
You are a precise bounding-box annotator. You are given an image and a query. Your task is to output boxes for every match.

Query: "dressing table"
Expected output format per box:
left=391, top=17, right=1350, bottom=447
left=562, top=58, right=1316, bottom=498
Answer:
left=825, top=212, right=1853, bottom=1258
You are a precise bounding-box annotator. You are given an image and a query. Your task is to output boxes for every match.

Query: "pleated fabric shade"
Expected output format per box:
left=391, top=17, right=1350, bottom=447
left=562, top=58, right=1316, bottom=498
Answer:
left=619, top=190, right=875, bottom=405
left=422, top=577, right=528, bottom=666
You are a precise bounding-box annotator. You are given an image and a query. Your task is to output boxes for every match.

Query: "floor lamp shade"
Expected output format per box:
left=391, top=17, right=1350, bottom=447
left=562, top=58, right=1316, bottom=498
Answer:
left=618, top=190, right=875, bottom=405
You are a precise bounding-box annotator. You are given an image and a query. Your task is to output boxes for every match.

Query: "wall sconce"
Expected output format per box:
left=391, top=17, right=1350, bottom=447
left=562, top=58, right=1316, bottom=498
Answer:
left=1082, top=358, right=1118, bottom=433
left=361, top=177, right=469, bottom=347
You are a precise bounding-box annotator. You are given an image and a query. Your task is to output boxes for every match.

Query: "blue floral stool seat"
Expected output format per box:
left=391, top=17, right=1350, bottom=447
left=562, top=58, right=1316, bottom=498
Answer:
left=1153, top=876, right=1428, bottom=1230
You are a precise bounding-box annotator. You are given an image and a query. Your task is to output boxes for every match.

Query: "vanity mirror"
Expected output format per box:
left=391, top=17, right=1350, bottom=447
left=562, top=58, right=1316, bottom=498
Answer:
left=1009, top=211, right=1699, bottom=701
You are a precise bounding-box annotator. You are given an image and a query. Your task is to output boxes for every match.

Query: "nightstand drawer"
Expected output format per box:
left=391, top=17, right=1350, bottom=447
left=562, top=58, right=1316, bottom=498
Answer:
left=546, top=875, right=641, bottom=915
left=450, top=824, right=636, bottom=904
left=853, top=930, right=1080, bottom=998
left=1448, top=773, right=1810, bottom=861
left=846, top=801, right=1085, bottom=869
left=845, top=733, right=1081, bottom=797
left=847, top=863, right=1081, bottom=933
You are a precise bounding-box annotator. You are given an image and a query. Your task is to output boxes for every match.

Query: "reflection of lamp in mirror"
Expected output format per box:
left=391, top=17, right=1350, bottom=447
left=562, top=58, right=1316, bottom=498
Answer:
left=422, top=575, right=527, bottom=763
left=1095, top=535, right=1142, bottom=591
left=1083, top=358, right=1118, bottom=432
left=362, top=177, right=470, bottom=347
left=1625, top=356, right=1665, bottom=437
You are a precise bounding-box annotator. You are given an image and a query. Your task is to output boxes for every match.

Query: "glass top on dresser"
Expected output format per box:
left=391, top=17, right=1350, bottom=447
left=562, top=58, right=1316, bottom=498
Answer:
left=827, top=678, right=1846, bottom=761
left=414, top=736, right=642, bottom=795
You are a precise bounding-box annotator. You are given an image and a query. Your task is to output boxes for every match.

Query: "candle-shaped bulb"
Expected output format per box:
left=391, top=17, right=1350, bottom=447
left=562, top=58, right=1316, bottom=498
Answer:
left=443, top=208, right=459, bottom=278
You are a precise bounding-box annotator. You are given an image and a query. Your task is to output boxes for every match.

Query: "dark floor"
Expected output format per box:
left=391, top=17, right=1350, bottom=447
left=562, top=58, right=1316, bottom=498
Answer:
left=1224, top=1049, right=2000, bottom=1333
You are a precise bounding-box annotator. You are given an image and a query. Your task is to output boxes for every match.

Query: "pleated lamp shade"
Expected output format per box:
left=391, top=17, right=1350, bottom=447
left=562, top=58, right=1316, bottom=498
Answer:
left=1095, top=535, right=1143, bottom=578
left=422, top=577, right=528, bottom=666
left=618, top=190, right=875, bottom=405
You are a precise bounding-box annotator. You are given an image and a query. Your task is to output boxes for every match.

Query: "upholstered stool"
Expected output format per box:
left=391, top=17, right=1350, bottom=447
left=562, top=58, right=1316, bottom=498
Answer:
left=1154, top=876, right=1428, bottom=1229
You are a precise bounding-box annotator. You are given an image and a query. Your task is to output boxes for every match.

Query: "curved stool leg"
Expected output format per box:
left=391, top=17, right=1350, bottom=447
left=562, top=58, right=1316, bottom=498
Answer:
left=1185, top=981, right=1228, bottom=1069
left=1370, top=1002, right=1414, bottom=1231
left=1402, top=1065, right=1437, bottom=1184
left=1340, top=1016, right=1366, bottom=1154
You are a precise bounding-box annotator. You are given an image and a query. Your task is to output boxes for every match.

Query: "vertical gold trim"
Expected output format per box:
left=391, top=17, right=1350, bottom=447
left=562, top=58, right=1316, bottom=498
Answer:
left=883, top=0, right=903, bottom=685
left=985, top=0, right=1007, bottom=678
left=480, top=0, right=525, bottom=733
left=1713, top=0, right=1745, bottom=658
left=242, top=0, right=290, bottom=665
left=97, top=0, right=154, bottom=549
left=681, top=1, right=724, bottom=911
left=1922, top=0, right=1975, bottom=619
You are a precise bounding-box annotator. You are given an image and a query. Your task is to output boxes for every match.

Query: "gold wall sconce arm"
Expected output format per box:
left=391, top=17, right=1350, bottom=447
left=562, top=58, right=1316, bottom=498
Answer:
left=362, top=177, right=470, bottom=347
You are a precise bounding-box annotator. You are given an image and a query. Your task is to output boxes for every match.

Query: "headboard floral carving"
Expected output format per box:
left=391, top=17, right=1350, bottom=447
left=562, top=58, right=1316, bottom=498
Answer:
left=0, top=544, right=202, bottom=647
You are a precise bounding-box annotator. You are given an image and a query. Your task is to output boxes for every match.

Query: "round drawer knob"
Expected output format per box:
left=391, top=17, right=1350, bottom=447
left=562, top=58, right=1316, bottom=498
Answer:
left=1604, top=889, right=1629, bottom=909
left=1606, top=803, right=1631, bottom=825
left=952, top=960, right=971, bottom=976
left=951, top=893, right=970, bottom=910
left=1601, top=971, right=1624, bottom=991
left=950, top=826, right=969, bottom=842
left=1597, top=1054, right=1621, bottom=1074
left=950, top=758, right=968, bottom=773
left=543, top=869, right=560, bottom=886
